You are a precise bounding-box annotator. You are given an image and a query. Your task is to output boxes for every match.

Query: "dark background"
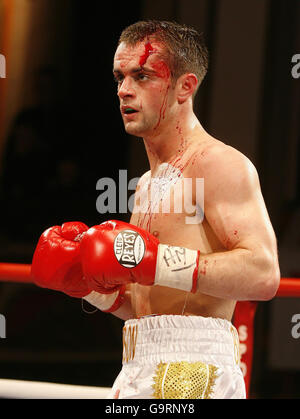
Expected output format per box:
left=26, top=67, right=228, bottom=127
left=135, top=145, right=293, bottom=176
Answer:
left=0, top=0, right=299, bottom=398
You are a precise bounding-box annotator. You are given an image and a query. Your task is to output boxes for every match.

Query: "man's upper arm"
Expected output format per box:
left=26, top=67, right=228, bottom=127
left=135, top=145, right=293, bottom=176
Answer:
left=200, top=146, right=277, bottom=255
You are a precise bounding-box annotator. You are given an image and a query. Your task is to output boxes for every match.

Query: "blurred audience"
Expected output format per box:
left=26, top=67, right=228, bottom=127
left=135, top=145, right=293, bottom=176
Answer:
left=0, top=67, right=84, bottom=243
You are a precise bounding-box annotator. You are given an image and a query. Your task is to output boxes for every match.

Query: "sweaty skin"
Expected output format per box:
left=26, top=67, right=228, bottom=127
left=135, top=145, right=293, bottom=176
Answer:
left=112, top=40, right=280, bottom=321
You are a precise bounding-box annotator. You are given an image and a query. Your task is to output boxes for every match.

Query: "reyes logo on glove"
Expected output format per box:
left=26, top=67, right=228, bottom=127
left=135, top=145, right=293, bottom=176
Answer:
left=114, top=230, right=145, bottom=268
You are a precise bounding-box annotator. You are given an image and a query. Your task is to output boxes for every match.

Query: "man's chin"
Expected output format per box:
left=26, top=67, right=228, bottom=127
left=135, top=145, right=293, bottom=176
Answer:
left=124, top=122, right=144, bottom=137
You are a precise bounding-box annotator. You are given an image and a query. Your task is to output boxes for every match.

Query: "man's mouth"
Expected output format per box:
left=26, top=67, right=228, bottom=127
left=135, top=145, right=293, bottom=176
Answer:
left=122, top=106, right=138, bottom=115
left=125, top=108, right=137, bottom=114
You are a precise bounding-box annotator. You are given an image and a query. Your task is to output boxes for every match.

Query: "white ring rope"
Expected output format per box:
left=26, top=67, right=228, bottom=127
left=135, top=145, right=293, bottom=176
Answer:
left=0, top=379, right=110, bottom=399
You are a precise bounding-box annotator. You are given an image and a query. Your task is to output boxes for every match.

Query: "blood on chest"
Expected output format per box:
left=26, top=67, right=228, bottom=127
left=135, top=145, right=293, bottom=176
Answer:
left=134, top=174, right=203, bottom=236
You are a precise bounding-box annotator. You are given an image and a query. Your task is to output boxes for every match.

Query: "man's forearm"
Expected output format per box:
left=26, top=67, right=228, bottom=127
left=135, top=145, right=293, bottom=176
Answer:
left=112, top=289, right=134, bottom=320
left=195, top=248, right=280, bottom=301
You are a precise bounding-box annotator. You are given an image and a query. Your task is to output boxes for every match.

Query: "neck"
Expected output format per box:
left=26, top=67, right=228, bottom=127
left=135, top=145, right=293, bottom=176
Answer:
left=143, top=111, right=204, bottom=173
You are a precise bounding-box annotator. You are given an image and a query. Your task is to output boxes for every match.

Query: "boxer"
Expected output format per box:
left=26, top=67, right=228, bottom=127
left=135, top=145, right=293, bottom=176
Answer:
left=31, top=21, right=280, bottom=399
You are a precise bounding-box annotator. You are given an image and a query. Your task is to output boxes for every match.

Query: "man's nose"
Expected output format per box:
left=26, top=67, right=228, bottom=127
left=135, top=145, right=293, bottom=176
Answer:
left=118, top=77, right=135, bottom=99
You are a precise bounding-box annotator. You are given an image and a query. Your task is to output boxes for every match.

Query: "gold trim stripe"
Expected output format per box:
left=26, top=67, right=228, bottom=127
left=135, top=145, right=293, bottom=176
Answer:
left=230, top=325, right=241, bottom=366
left=122, top=325, right=138, bottom=363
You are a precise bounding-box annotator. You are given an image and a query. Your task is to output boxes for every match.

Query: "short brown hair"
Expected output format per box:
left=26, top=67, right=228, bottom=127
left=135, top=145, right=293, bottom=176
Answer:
left=118, top=20, right=209, bottom=92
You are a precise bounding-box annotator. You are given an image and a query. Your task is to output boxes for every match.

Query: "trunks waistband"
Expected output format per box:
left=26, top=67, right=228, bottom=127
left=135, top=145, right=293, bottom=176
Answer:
left=122, top=314, right=240, bottom=368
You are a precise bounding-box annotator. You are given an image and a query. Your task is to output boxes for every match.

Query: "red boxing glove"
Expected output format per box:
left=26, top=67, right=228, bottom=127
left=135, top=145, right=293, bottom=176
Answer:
left=80, top=220, right=200, bottom=294
left=31, top=221, right=90, bottom=298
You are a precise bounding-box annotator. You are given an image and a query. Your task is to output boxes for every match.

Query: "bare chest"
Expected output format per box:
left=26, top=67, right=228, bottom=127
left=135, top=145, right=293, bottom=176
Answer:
left=130, top=162, right=222, bottom=253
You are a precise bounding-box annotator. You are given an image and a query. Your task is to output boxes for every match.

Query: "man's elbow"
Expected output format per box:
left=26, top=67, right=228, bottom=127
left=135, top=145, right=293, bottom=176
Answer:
left=258, top=258, right=281, bottom=301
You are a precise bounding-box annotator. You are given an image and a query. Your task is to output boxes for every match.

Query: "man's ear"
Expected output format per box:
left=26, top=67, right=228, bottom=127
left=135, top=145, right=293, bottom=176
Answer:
left=177, top=73, right=198, bottom=104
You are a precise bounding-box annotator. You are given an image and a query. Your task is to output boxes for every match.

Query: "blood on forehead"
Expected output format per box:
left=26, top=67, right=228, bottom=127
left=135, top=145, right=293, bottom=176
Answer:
left=139, top=41, right=171, bottom=80
left=139, top=42, right=155, bottom=66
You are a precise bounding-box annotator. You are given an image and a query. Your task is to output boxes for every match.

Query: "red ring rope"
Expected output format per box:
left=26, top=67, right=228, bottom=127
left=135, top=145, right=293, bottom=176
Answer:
left=0, top=263, right=31, bottom=282
left=0, top=263, right=299, bottom=297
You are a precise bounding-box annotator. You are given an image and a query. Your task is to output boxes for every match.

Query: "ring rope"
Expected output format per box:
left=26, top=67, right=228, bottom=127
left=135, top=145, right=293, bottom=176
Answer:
left=0, top=263, right=299, bottom=297
left=0, top=379, right=110, bottom=398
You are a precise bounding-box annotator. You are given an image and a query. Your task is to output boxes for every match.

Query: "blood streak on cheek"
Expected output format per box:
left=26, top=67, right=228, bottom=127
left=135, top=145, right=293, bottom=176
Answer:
left=152, top=61, right=171, bottom=130
left=154, top=84, right=170, bottom=130
left=152, top=61, right=170, bottom=129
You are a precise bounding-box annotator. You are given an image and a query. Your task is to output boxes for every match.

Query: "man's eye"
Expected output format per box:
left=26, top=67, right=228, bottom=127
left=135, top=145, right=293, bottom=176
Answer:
left=137, top=73, right=148, bottom=81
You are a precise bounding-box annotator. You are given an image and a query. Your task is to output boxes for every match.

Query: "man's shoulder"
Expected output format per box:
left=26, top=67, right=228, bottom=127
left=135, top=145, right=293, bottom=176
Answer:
left=192, top=134, right=255, bottom=176
left=191, top=134, right=260, bottom=198
left=136, top=170, right=151, bottom=189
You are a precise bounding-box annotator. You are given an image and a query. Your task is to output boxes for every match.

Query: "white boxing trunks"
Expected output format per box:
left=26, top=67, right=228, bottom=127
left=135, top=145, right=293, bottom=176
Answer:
left=108, top=315, right=246, bottom=399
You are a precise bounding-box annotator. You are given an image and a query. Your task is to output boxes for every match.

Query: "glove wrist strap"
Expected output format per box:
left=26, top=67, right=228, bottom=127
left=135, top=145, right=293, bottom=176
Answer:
left=154, top=244, right=200, bottom=293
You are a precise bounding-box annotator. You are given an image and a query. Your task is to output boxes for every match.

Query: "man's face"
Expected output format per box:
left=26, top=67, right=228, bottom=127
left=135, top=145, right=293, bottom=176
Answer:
left=113, top=41, right=175, bottom=137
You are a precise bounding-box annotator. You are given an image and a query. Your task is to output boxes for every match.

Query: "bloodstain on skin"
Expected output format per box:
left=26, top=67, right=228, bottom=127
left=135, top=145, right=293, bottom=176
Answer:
left=199, top=266, right=207, bottom=276
left=152, top=61, right=171, bottom=130
left=139, top=41, right=172, bottom=132
left=199, top=259, right=208, bottom=275
left=225, top=237, right=233, bottom=249
left=154, top=85, right=170, bottom=130
left=138, top=138, right=202, bottom=232
left=137, top=43, right=200, bottom=232
left=152, top=59, right=171, bottom=80
left=139, top=42, right=156, bottom=66
left=191, top=151, right=200, bottom=166
left=175, top=123, right=182, bottom=135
